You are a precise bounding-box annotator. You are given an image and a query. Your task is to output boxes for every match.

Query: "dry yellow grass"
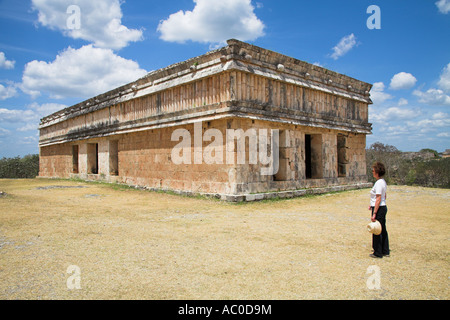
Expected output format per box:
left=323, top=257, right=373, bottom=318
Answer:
left=0, top=178, right=448, bottom=300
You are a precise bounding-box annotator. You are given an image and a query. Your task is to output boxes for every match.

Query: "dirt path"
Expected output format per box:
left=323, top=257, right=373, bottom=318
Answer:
left=0, top=179, right=448, bottom=299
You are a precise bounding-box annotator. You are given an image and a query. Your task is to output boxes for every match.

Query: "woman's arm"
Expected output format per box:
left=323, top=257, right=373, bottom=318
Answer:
left=372, top=194, right=381, bottom=222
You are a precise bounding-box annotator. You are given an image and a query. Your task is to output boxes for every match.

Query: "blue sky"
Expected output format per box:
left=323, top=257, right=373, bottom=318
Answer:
left=0, top=0, right=449, bottom=158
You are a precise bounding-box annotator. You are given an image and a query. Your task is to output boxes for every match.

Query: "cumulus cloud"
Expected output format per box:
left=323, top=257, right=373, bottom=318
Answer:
left=370, top=82, right=393, bottom=105
left=408, top=112, right=450, bottom=133
left=0, top=108, right=37, bottom=123
left=330, top=33, right=357, bottom=60
left=16, top=103, right=65, bottom=132
left=19, top=135, right=39, bottom=145
left=17, top=123, right=39, bottom=132
left=412, top=63, right=450, bottom=106
left=0, top=102, right=67, bottom=134
left=370, top=68, right=450, bottom=144
left=31, top=0, right=143, bottom=50
left=0, top=84, right=17, bottom=100
left=157, top=0, right=265, bottom=44
left=413, top=63, right=450, bottom=106
left=413, top=88, right=450, bottom=106
left=370, top=106, right=420, bottom=124
left=0, top=127, right=10, bottom=137
left=378, top=112, right=450, bottom=138
left=0, top=52, right=15, bottom=69
left=28, top=102, right=68, bottom=118
left=436, top=0, right=450, bottom=14
left=398, top=98, right=408, bottom=106
left=432, top=112, right=448, bottom=120
left=389, top=72, right=417, bottom=90
left=438, top=63, right=450, bottom=93
left=21, top=45, right=147, bottom=99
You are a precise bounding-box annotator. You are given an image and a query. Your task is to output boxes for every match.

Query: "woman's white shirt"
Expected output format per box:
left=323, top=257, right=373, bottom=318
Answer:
left=370, top=178, right=387, bottom=207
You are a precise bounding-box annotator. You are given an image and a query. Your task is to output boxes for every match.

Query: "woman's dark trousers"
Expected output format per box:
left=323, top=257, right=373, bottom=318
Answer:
left=372, top=206, right=390, bottom=257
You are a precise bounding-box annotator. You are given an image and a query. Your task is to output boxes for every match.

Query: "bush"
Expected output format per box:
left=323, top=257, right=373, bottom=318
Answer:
left=365, top=142, right=401, bottom=184
left=366, top=142, right=450, bottom=188
left=0, top=154, right=39, bottom=178
left=413, top=158, right=450, bottom=188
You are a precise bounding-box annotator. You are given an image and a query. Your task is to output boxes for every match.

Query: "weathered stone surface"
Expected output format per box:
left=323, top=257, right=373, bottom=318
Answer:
left=38, top=40, right=372, bottom=200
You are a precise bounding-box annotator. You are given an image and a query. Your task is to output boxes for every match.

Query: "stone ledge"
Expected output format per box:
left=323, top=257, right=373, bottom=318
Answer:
left=133, top=183, right=371, bottom=202
left=218, top=183, right=372, bottom=202
left=37, top=175, right=371, bottom=202
left=39, top=102, right=371, bottom=147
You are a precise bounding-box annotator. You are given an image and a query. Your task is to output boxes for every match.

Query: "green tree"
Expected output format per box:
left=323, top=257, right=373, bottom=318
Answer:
left=366, top=142, right=450, bottom=188
left=0, top=154, right=39, bottom=178
left=366, top=142, right=401, bottom=184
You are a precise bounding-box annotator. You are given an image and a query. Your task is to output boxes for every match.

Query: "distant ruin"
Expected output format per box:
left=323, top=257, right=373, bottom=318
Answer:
left=38, top=39, right=373, bottom=201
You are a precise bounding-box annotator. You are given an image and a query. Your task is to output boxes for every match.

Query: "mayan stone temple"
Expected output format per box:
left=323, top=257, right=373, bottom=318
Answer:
left=38, top=39, right=373, bottom=201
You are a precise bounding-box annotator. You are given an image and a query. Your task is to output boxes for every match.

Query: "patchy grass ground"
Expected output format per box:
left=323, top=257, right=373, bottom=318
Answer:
left=0, top=178, right=448, bottom=300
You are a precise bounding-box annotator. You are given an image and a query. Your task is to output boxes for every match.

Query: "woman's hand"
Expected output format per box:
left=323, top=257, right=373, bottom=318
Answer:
left=371, top=213, right=377, bottom=222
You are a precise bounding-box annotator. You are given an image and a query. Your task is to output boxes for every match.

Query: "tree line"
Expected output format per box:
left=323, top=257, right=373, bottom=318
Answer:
left=366, top=142, right=450, bottom=189
left=0, top=146, right=449, bottom=189
left=0, top=154, right=40, bottom=179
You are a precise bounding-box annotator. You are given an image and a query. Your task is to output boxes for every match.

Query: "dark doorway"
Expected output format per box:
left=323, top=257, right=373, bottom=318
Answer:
left=305, top=134, right=322, bottom=179
left=305, top=134, right=312, bottom=179
left=72, top=145, right=79, bottom=174
left=87, top=143, right=98, bottom=174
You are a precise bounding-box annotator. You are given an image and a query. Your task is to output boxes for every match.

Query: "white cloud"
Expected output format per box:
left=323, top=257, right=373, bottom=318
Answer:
left=157, top=0, right=265, bottom=44
left=380, top=125, right=412, bottom=136
left=370, top=82, right=392, bottom=105
left=20, top=135, right=39, bottom=145
left=0, top=103, right=67, bottom=134
left=408, top=114, right=450, bottom=133
left=28, top=102, right=67, bottom=117
left=389, top=72, right=417, bottom=90
left=31, top=0, right=143, bottom=50
left=436, top=0, right=450, bottom=14
left=370, top=106, right=420, bottom=124
left=330, top=33, right=357, bottom=60
left=21, top=45, right=147, bottom=99
left=412, top=63, right=450, bottom=106
left=398, top=98, right=408, bottom=106
left=17, top=123, right=39, bottom=132
left=0, top=52, right=15, bottom=69
left=0, top=127, right=11, bottom=137
left=432, top=112, right=448, bottom=120
left=413, top=88, right=450, bottom=106
left=0, top=84, right=17, bottom=100
left=378, top=112, right=450, bottom=139
left=438, top=63, right=450, bottom=93
left=0, top=108, right=36, bottom=123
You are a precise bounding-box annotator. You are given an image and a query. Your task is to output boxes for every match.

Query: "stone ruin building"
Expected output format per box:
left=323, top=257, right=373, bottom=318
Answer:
left=38, top=39, right=373, bottom=201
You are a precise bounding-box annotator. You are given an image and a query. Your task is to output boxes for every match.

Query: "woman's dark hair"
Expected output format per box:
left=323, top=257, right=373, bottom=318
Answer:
left=372, top=161, right=386, bottom=177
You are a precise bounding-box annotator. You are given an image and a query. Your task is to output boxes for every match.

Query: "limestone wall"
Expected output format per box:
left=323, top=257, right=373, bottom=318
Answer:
left=39, top=143, right=72, bottom=178
left=38, top=39, right=371, bottom=199
left=39, top=70, right=369, bottom=147
left=39, top=117, right=368, bottom=196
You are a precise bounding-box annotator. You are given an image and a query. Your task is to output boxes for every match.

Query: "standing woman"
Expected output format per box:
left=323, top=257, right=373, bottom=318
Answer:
left=369, top=162, right=390, bottom=258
